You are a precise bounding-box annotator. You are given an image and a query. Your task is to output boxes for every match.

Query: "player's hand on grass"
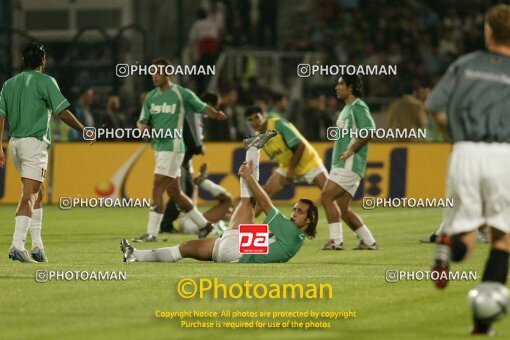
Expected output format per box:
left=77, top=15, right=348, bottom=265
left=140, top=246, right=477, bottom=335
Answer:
left=0, top=148, right=5, bottom=168
left=238, top=161, right=253, bottom=179
left=340, top=148, right=354, bottom=160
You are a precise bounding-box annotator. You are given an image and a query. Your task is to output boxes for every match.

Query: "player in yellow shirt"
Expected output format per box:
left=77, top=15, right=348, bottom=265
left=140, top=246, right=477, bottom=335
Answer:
left=245, top=106, right=363, bottom=250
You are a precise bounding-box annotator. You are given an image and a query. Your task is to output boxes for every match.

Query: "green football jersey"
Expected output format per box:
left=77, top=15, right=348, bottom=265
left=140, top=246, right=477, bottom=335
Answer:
left=239, top=208, right=306, bottom=263
left=331, top=98, right=375, bottom=177
left=138, top=84, right=207, bottom=152
left=0, top=70, right=70, bottom=145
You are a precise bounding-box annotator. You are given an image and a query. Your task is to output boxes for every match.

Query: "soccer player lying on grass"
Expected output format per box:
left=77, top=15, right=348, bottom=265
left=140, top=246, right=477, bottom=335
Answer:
left=120, top=131, right=318, bottom=263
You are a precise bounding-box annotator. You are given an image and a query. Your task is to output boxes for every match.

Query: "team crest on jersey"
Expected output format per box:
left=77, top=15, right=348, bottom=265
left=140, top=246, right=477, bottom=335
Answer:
left=150, top=103, right=177, bottom=114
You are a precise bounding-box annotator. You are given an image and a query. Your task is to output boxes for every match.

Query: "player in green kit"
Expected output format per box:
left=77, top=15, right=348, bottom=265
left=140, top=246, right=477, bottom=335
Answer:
left=132, top=58, right=226, bottom=242
left=0, top=42, right=89, bottom=263
left=321, top=75, right=378, bottom=250
left=120, top=130, right=318, bottom=263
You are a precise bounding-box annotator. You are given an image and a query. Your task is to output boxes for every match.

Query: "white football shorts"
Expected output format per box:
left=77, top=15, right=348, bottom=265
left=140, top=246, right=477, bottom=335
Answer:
left=212, top=229, right=241, bottom=263
left=443, top=142, right=510, bottom=234
left=154, top=151, right=184, bottom=178
left=276, top=164, right=327, bottom=184
left=328, top=167, right=361, bottom=197
left=9, top=137, right=48, bottom=182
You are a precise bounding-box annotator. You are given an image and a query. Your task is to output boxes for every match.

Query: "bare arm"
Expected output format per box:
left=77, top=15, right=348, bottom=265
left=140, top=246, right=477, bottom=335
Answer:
left=239, top=161, right=275, bottom=215
left=59, top=109, right=85, bottom=133
left=430, top=111, right=450, bottom=140
left=285, top=142, right=305, bottom=185
left=204, top=105, right=227, bottom=120
left=137, top=120, right=150, bottom=131
left=0, top=116, right=4, bottom=143
left=59, top=109, right=95, bottom=144
left=0, top=117, right=4, bottom=168
left=340, top=136, right=372, bottom=160
left=289, top=142, right=305, bottom=170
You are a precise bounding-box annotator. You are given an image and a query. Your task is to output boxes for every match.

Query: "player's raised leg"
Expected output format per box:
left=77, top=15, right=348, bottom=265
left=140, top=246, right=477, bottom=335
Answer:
left=235, top=130, right=277, bottom=223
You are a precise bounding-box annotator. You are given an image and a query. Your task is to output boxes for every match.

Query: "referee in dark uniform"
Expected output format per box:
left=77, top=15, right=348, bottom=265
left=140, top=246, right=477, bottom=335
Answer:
left=427, top=4, right=510, bottom=335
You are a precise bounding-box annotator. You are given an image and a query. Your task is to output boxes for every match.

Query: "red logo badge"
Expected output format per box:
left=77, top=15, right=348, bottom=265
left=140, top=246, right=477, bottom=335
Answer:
left=239, top=224, right=269, bottom=254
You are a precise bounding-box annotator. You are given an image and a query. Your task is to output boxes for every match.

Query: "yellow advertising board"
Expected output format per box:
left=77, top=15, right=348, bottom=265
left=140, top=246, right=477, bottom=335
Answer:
left=0, top=142, right=452, bottom=205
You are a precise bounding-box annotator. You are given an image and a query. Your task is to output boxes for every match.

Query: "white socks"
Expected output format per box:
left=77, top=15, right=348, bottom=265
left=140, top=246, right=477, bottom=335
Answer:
left=134, top=245, right=182, bottom=262
left=30, top=208, right=44, bottom=249
left=200, top=179, right=227, bottom=197
left=186, top=207, right=208, bottom=228
left=329, top=222, right=343, bottom=245
left=240, top=147, right=259, bottom=198
left=355, top=225, right=376, bottom=245
left=12, top=216, right=31, bottom=250
left=181, top=215, right=199, bottom=234
left=147, top=211, right=163, bottom=236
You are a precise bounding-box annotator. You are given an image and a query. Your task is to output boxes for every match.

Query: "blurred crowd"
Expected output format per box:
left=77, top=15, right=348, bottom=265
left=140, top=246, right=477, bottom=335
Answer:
left=284, top=0, right=488, bottom=96
left=41, top=80, right=442, bottom=143
left=1, top=0, right=493, bottom=143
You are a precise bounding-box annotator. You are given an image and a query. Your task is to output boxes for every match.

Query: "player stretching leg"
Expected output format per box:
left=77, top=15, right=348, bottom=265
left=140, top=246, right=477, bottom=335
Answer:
left=132, top=58, right=226, bottom=243
left=429, top=4, right=510, bottom=335
left=244, top=106, right=365, bottom=250
left=0, top=42, right=89, bottom=262
left=179, top=163, right=233, bottom=235
left=120, top=131, right=318, bottom=264
left=321, top=75, right=377, bottom=250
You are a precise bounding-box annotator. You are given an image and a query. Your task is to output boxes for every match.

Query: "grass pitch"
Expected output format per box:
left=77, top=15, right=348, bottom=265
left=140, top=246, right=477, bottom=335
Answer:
left=0, top=204, right=506, bottom=339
